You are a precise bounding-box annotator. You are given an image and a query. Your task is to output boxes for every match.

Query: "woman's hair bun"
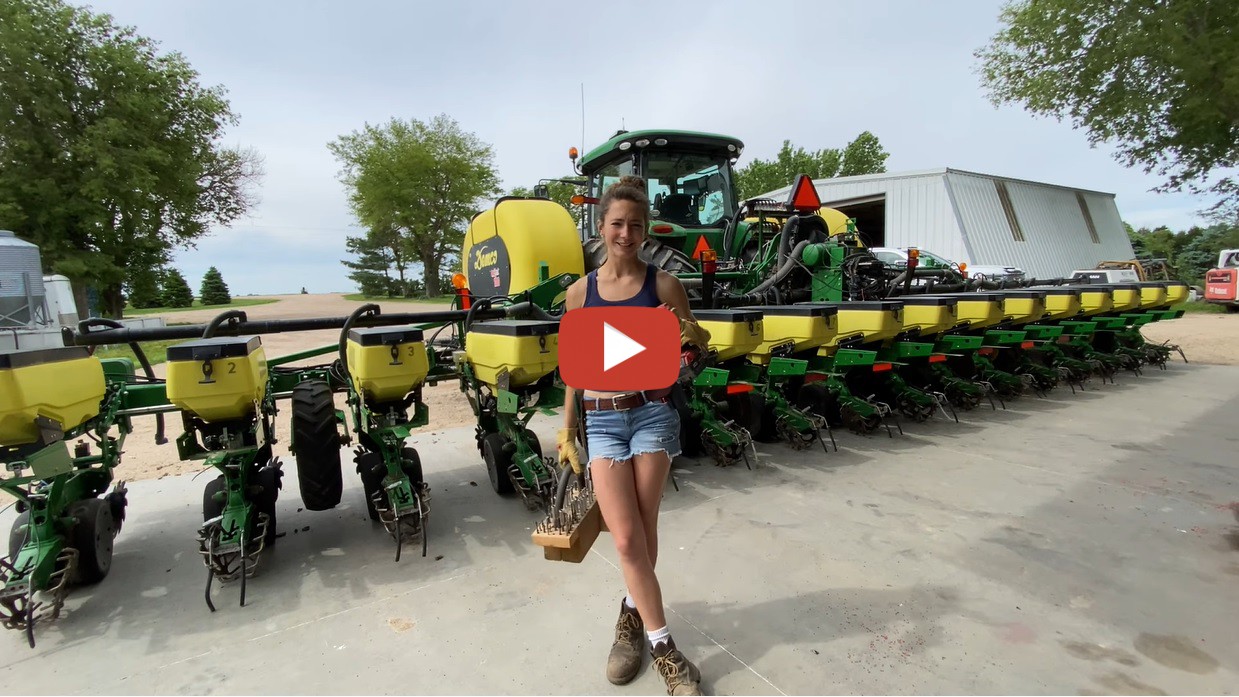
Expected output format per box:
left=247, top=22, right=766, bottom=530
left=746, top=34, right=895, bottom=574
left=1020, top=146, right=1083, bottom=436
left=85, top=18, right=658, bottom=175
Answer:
left=616, top=174, right=646, bottom=190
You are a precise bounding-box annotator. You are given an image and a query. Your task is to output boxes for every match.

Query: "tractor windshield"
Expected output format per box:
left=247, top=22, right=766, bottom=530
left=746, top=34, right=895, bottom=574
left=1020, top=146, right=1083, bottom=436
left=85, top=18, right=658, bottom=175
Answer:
left=640, top=151, right=735, bottom=228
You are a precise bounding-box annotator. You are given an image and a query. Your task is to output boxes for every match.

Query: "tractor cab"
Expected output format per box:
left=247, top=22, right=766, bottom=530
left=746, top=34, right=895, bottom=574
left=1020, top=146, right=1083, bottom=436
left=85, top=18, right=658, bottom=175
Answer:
left=573, top=129, right=744, bottom=263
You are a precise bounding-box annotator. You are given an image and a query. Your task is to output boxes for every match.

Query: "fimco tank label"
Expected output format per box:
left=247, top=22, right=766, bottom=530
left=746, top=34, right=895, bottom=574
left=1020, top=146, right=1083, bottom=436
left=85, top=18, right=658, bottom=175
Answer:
left=468, top=237, right=511, bottom=296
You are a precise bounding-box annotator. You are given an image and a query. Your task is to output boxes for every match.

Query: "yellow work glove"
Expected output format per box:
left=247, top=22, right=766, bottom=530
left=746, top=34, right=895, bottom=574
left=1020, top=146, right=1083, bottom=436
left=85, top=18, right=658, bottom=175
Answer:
left=679, top=318, right=711, bottom=351
left=556, top=427, right=583, bottom=475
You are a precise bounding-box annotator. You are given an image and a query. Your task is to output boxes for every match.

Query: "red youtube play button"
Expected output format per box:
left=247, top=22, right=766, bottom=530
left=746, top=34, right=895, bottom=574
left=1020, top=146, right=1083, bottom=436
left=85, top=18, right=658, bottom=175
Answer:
left=559, top=307, right=680, bottom=392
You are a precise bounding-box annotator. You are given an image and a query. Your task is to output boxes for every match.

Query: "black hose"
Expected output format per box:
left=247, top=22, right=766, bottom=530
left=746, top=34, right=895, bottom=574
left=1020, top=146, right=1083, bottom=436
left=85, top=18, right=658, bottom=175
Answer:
left=339, top=303, right=381, bottom=381
left=203, top=310, right=248, bottom=339
left=77, top=317, right=166, bottom=445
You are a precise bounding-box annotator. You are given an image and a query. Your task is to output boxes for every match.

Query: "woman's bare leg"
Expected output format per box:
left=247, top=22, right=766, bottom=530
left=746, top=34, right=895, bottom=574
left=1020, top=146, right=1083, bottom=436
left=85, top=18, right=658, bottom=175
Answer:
left=631, top=450, right=672, bottom=570
left=591, top=457, right=666, bottom=631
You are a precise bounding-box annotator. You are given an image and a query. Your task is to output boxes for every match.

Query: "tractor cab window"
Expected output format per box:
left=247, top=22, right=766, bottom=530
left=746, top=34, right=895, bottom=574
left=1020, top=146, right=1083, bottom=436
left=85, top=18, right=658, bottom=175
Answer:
left=640, top=152, right=734, bottom=228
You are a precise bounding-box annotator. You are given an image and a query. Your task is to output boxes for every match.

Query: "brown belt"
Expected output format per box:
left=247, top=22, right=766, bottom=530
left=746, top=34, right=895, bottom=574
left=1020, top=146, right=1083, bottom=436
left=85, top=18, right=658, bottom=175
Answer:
left=582, top=388, right=672, bottom=412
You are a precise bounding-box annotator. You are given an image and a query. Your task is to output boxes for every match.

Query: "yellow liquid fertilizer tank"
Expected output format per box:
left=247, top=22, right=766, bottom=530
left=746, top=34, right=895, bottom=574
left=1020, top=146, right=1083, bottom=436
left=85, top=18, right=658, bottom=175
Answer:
left=462, top=197, right=585, bottom=297
left=998, top=289, right=1048, bottom=324
left=465, top=320, right=559, bottom=389
left=346, top=326, right=430, bottom=403
left=742, top=304, right=837, bottom=363
left=166, top=336, right=268, bottom=423
left=694, top=309, right=764, bottom=362
left=1041, top=287, right=1083, bottom=319
left=0, top=346, right=105, bottom=446
left=896, top=296, right=959, bottom=337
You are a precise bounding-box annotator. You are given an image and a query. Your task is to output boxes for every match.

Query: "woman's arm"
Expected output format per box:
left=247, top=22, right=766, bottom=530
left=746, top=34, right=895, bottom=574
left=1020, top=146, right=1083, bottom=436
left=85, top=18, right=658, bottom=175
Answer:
left=561, top=278, right=587, bottom=428
left=654, top=269, right=695, bottom=322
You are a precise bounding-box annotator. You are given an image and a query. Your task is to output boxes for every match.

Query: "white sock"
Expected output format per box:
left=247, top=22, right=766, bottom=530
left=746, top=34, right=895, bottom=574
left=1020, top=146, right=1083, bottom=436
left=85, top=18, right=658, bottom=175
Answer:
left=647, top=625, right=671, bottom=649
left=623, top=594, right=636, bottom=610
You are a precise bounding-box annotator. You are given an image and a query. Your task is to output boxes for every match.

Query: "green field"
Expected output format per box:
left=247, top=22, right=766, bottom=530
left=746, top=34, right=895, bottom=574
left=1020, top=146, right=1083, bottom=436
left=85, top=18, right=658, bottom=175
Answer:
left=93, top=338, right=182, bottom=367
left=123, top=297, right=278, bottom=316
left=1179, top=300, right=1228, bottom=314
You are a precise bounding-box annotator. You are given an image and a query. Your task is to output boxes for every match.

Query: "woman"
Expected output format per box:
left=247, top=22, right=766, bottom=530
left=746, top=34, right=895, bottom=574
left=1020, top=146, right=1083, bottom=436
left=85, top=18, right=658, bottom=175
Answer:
left=557, top=175, right=706, bottom=696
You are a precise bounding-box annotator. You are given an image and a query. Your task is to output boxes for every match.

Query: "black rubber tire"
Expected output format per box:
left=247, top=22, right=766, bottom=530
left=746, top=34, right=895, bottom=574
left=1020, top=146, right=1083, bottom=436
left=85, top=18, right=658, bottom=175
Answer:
left=255, top=464, right=281, bottom=546
left=202, top=475, right=226, bottom=521
left=68, top=498, right=115, bottom=585
left=482, top=432, right=514, bottom=495
left=400, top=447, right=425, bottom=484
left=357, top=451, right=385, bottom=521
left=8, top=511, right=29, bottom=559
left=291, top=380, right=343, bottom=511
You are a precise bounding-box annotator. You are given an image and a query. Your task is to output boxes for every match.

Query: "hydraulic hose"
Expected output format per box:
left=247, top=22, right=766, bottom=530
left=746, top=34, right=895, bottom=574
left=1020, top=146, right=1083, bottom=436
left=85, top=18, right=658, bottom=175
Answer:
left=727, top=239, right=811, bottom=303
left=76, top=317, right=166, bottom=445
left=203, top=310, right=248, bottom=338
left=339, top=303, right=381, bottom=381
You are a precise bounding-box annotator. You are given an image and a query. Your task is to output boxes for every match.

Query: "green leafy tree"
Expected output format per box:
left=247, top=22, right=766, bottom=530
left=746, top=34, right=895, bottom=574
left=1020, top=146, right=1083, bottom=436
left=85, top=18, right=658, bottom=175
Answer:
left=0, top=0, right=264, bottom=318
left=341, top=232, right=399, bottom=297
left=734, top=131, right=890, bottom=200
left=126, top=265, right=164, bottom=309
left=328, top=114, right=500, bottom=297
left=199, top=266, right=231, bottom=305
left=975, top=0, right=1239, bottom=223
left=160, top=268, right=193, bottom=308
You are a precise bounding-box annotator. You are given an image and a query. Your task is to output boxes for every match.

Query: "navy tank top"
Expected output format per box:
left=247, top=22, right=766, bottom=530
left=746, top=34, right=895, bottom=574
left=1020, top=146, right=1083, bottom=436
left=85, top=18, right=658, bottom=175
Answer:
left=583, top=264, right=661, bottom=308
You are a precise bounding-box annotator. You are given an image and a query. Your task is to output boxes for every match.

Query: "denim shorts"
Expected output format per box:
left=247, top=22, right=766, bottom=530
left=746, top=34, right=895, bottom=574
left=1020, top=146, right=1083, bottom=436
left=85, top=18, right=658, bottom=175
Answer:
left=584, top=399, right=681, bottom=465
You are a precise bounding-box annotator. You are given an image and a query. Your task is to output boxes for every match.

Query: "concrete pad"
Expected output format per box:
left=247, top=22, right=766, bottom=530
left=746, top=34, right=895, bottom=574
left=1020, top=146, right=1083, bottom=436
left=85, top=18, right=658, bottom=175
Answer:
left=2, top=363, right=1237, bottom=695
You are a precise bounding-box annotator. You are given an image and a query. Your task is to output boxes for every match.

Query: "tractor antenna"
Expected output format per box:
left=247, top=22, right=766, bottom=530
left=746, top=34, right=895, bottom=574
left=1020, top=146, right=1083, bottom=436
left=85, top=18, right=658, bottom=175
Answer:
left=580, top=82, right=585, bottom=156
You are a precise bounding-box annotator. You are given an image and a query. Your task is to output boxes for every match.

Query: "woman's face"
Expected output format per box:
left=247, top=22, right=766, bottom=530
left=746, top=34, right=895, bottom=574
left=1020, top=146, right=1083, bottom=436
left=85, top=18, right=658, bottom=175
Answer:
left=599, top=199, right=647, bottom=262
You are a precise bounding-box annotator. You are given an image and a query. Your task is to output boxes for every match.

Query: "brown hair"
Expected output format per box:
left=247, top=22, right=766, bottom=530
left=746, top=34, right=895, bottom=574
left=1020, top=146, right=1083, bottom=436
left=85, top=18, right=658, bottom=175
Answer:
left=597, top=175, right=650, bottom=227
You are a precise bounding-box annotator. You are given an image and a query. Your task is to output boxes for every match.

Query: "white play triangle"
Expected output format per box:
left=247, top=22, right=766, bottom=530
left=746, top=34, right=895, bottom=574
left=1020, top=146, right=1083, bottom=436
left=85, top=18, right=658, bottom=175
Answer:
left=602, top=321, right=646, bottom=371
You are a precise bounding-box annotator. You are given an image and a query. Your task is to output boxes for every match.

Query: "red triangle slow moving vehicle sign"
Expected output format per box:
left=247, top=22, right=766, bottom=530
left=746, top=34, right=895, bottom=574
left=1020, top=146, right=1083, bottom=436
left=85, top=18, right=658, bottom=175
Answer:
left=691, top=235, right=712, bottom=260
left=788, top=174, right=821, bottom=212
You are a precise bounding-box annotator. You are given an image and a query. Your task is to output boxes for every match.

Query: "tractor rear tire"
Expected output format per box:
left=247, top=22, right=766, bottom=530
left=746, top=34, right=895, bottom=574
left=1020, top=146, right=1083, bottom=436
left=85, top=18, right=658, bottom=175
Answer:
left=291, top=380, right=343, bottom=511
left=68, top=498, right=115, bottom=585
left=482, top=433, right=514, bottom=495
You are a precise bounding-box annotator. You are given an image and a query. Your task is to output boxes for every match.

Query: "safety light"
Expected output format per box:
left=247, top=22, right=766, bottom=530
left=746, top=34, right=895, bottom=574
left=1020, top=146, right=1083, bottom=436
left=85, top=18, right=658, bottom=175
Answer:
left=568, top=146, right=578, bottom=160
left=928, top=354, right=947, bottom=363
left=725, top=384, right=754, bottom=395
left=452, top=273, right=471, bottom=310
left=872, top=362, right=893, bottom=373
left=1021, top=341, right=1035, bottom=350
left=651, top=224, right=673, bottom=234
left=908, top=247, right=920, bottom=260
left=700, top=248, right=717, bottom=274
left=635, top=139, right=650, bottom=147
left=570, top=194, right=599, bottom=205
left=804, top=373, right=828, bottom=383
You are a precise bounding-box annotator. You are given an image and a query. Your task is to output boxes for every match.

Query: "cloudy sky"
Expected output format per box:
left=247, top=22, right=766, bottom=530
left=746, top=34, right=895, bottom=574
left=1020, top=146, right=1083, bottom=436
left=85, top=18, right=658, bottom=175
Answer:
left=81, top=0, right=1215, bottom=296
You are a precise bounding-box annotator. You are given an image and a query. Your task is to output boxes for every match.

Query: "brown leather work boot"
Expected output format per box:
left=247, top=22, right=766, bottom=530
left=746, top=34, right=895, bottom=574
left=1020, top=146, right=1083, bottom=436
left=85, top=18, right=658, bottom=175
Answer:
left=606, top=601, right=645, bottom=685
left=651, top=637, right=703, bottom=695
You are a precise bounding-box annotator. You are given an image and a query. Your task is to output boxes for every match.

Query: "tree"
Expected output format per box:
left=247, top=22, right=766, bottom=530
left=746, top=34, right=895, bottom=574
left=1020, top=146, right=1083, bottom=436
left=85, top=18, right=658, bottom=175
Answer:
left=0, top=0, right=264, bottom=318
left=341, top=232, right=398, bottom=297
left=733, top=131, right=890, bottom=200
left=199, top=266, right=231, bottom=305
left=126, top=265, right=164, bottom=309
left=328, top=114, right=500, bottom=297
left=975, top=0, right=1239, bottom=223
left=160, top=268, right=193, bottom=308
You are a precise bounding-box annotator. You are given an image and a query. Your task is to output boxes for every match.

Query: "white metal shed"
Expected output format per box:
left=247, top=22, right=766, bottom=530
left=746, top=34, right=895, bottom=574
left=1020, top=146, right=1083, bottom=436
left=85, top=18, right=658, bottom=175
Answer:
left=761, top=168, right=1136, bottom=280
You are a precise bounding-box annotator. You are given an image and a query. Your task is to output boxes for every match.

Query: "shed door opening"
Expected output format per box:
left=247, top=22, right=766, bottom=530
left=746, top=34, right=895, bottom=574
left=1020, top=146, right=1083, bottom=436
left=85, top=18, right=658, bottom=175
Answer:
left=826, top=195, right=886, bottom=247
